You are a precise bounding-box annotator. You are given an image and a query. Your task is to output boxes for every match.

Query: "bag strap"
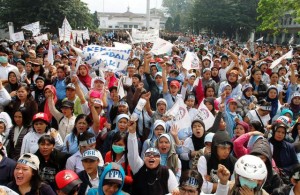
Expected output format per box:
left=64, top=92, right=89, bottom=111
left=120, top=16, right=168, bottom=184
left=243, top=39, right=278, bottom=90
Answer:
left=255, top=110, right=264, bottom=127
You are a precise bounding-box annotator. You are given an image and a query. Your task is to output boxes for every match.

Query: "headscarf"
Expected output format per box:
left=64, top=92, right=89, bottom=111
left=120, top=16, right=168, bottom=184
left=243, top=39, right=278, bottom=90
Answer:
left=191, top=119, right=206, bottom=150
left=77, top=64, right=92, bottom=89
left=6, top=70, right=20, bottom=92
left=211, top=67, right=220, bottom=83
left=114, top=114, right=129, bottom=132
left=44, top=85, right=57, bottom=122
left=266, top=86, right=279, bottom=121
left=290, top=93, right=300, bottom=120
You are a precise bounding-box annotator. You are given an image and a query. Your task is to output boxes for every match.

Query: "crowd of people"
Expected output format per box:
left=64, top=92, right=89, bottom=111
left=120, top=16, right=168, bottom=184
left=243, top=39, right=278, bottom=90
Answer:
left=0, top=31, right=299, bottom=195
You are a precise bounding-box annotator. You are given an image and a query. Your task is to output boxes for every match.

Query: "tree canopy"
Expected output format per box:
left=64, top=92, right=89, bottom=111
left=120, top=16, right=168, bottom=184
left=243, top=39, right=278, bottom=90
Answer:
left=0, top=0, right=98, bottom=33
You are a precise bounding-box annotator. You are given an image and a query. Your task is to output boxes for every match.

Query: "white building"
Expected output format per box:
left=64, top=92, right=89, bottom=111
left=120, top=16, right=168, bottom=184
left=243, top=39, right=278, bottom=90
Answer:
left=97, top=7, right=166, bottom=30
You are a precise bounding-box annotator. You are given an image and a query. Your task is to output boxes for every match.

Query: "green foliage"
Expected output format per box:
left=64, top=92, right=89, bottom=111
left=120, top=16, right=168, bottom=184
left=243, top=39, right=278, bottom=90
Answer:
left=0, top=0, right=97, bottom=33
left=257, top=0, right=300, bottom=34
left=165, top=17, right=174, bottom=31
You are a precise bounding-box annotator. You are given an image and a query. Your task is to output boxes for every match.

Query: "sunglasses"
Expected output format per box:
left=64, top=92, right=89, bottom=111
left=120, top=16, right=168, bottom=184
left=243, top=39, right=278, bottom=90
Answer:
left=145, top=152, right=160, bottom=158
left=82, top=159, right=96, bottom=163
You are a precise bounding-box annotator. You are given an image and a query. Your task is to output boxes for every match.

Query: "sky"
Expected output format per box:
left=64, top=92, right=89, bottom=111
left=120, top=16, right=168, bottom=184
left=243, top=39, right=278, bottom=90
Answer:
left=82, top=0, right=163, bottom=14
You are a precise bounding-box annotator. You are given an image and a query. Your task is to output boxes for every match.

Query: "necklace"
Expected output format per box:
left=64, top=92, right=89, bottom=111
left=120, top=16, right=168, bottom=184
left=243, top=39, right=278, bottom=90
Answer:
left=147, top=177, right=158, bottom=185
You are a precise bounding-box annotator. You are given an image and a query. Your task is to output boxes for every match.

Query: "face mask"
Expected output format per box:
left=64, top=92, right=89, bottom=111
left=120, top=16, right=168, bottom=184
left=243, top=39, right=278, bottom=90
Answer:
left=239, top=176, right=258, bottom=189
left=112, top=144, right=125, bottom=154
left=0, top=56, right=8, bottom=63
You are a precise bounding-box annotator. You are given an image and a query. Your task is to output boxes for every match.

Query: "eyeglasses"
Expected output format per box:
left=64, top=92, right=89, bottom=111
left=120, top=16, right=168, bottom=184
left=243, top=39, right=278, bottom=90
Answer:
left=145, top=152, right=160, bottom=158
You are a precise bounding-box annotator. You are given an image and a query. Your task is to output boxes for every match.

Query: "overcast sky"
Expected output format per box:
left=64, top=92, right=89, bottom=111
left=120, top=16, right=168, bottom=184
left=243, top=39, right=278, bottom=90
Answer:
left=82, top=0, right=163, bottom=13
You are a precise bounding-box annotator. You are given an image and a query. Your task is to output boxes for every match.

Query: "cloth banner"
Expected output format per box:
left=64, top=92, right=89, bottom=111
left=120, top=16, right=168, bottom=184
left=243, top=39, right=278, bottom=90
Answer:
left=71, top=43, right=132, bottom=71
left=117, top=77, right=126, bottom=100
left=21, top=21, right=40, bottom=36
left=195, top=101, right=215, bottom=130
left=256, top=36, right=263, bottom=42
left=10, top=31, right=24, bottom=42
left=59, top=18, right=72, bottom=42
left=166, top=98, right=191, bottom=130
left=183, top=52, right=200, bottom=70
left=270, top=49, right=293, bottom=69
left=72, top=29, right=90, bottom=43
left=47, top=40, right=54, bottom=65
left=34, top=34, right=48, bottom=45
left=131, top=28, right=159, bottom=43
left=150, top=38, right=174, bottom=55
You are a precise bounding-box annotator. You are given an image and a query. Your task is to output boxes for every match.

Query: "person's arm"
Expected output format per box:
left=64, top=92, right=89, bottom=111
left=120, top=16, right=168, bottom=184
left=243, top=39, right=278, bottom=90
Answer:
left=141, top=92, right=153, bottom=117
left=144, top=53, right=151, bottom=74
left=197, top=155, right=217, bottom=193
left=162, top=63, right=168, bottom=94
left=101, top=89, right=108, bottom=108
left=127, top=121, right=144, bottom=174
left=225, top=48, right=239, bottom=66
left=0, top=80, right=11, bottom=106
left=167, top=169, right=180, bottom=195
left=50, top=129, right=64, bottom=151
left=207, top=111, right=223, bottom=133
left=72, top=76, right=86, bottom=104
left=47, top=95, right=63, bottom=122
left=290, top=64, right=297, bottom=84
left=215, top=164, right=230, bottom=195
left=90, top=99, right=100, bottom=135
left=233, top=133, right=251, bottom=158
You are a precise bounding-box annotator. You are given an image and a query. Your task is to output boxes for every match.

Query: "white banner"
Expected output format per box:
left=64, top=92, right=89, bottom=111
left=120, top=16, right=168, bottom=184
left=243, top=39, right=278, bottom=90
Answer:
left=131, top=28, right=159, bottom=43
left=47, top=40, right=54, bottom=65
left=72, top=28, right=90, bottom=43
left=71, top=43, right=132, bottom=71
left=21, top=21, right=40, bottom=36
left=10, top=31, right=24, bottom=42
left=270, top=49, right=293, bottom=69
left=183, top=52, right=200, bottom=70
left=196, top=101, right=215, bottom=130
left=150, top=38, right=173, bottom=55
left=166, top=98, right=191, bottom=130
left=256, top=36, right=263, bottom=42
left=60, top=18, right=72, bottom=42
left=34, top=34, right=48, bottom=45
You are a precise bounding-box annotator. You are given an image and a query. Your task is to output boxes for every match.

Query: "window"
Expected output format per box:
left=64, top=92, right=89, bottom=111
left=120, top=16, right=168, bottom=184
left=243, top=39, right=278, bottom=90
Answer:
left=134, top=25, right=138, bottom=28
left=124, top=25, right=128, bottom=28
left=108, top=26, right=112, bottom=28
left=115, top=26, right=119, bottom=28
left=129, top=25, right=133, bottom=28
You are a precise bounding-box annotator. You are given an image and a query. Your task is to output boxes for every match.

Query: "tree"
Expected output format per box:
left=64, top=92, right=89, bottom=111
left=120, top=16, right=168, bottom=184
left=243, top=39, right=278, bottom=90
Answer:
left=165, top=17, right=173, bottom=32
left=0, top=0, right=97, bottom=33
left=257, top=0, right=300, bottom=34
left=173, top=14, right=181, bottom=32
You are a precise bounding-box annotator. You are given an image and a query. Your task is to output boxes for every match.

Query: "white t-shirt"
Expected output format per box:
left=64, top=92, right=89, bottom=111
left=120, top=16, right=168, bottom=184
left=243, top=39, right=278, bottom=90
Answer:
left=246, top=109, right=270, bottom=127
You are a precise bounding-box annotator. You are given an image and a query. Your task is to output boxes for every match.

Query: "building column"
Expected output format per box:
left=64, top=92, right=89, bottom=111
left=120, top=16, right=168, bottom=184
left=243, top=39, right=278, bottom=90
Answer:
left=281, top=32, right=286, bottom=44
left=273, top=34, right=277, bottom=44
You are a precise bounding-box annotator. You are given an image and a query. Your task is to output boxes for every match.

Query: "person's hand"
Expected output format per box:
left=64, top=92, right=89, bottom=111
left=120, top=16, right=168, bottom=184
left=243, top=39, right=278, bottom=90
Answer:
left=161, top=62, right=166, bottom=69
left=253, top=91, right=258, bottom=95
left=170, top=124, right=179, bottom=138
left=219, top=103, right=225, bottom=112
left=128, top=120, right=136, bottom=134
left=136, top=82, right=144, bottom=90
left=239, top=186, right=255, bottom=195
left=234, top=117, right=240, bottom=123
left=10, top=91, right=17, bottom=97
left=141, top=91, right=151, bottom=101
left=161, top=115, right=171, bottom=122
left=171, top=188, right=180, bottom=195
left=204, top=175, right=211, bottom=181
left=221, top=92, right=226, bottom=100
left=217, top=164, right=231, bottom=185
left=144, top=52, right=151, bottom=63
left=0, top=187, right=8, bottom=195
left=112, top=94, right=119, bottom=104
left=0, top=80, right=2, bottom=89
left=104, top=122, right=111, bottom=130
left=89, top=98, right=95, bottom=107
left=71, top=75, right=78, bottom=84
left=183, top=78, right=188, bottom=87
left=50, top=129, right=58, bottom=138
left=248, top=102, right=255, bottom=110
left=45, top=90, right=53, bottom=99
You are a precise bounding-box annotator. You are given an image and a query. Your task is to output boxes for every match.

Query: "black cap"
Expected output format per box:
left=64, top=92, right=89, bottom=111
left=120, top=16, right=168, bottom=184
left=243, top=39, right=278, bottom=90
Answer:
left=61, top=100, right=74, bottom=108
left=35, top=76, right=45, bottom=82
left=132, top=74, right=141, bottom=81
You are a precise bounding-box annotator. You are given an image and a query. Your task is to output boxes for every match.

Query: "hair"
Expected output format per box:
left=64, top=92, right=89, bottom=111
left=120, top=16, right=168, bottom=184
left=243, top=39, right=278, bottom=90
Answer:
left=77, top=131, right=95, bottom=146
left=204, top=84, right=216, bottom=98
left=12, top=166, right=43, bottom=192
left=33, top=119, right=51, bottom=133
left=257, top=99, right=271, bottom=107
left=17, top=83, right=33, bottom=100
left=179, top=170, right=203, bottom=193
left=250, top=121, right=265, bottom=133
left=249, top=68, right=262, bottom=84
left=184, top=92, right=198, bottom=106
left=12, top=107, right=31, bottom=128
left=111, top=132, right=130, bottom=174
left=27, top=63, right=45, bottom=80
left=291, top=122, right=300, bottom=141
left=56, top=66, right=66, bottom=74
left=38, top=135, right=55, bottom=145
left=71, top=114, right=92, bottom=141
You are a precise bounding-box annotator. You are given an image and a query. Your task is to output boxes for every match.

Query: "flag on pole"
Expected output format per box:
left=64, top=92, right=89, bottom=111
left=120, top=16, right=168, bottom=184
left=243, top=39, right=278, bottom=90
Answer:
left=166, top=98, right=191, bottom=130
left=256, top=36, right=263, bottom=42
left=270, top=49, right=293, bottom=69
left=60, top=18, right=72, bottom=42
left=21, top=21, right=40, bottom=36
left=70, top=32, right=74, bottom=46
left=289, top=36, right=294, bottom=45
left=117, top=78, right=126, bottom=99
left=182, top=52, right=200, bottom=70
left=195, top=101, right=215, bottom=130
left=47, top=40, right=54, bottom=65
left=10, top=31, right=25, bottom=42
left=150, top=38, right=174, bottom=55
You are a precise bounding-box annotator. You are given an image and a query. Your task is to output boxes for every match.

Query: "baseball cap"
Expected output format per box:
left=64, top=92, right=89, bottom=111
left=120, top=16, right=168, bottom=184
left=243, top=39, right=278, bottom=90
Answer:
left=118, top=100, right=128, bottom=107
left=32, top=113, right=49, bottom=124
left=94, top=98, right=103, bottom=107
left=93, top=76, right=106, bottom=84
left=66, top=83, right=76, bottom=90
left=170, top=80, right=180, bottom=88
left=242, top=83, right=253, bottom=92
left=18, top=153, right=40, bottom=170
left=55, top=170, right=82, bottom=194
left=61, top=100, right=74, bottom=108
left=227, top=98, right=238, bottom=104
left=104, top=169, right=123, bottom=185
left=81, top=149, right=101, bottom=161
left=156, top=58, right=164, bottom=63
left=202, top=56, right=211, bottom=62
left=259, top=61, right=267, bottom=67
left=144, top=147, right=161, bottom=158
left=155, top=72, right=162, bottom=78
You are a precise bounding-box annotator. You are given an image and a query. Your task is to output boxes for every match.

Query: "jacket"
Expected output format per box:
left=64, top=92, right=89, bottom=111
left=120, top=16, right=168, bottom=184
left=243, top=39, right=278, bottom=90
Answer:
left=145, top=73, right=163, bottom=110
left=7, top=126, right=30, bottom=161
left=78, top=166, right=104, bottom=195
left=0, top=156, right=16, bottom=186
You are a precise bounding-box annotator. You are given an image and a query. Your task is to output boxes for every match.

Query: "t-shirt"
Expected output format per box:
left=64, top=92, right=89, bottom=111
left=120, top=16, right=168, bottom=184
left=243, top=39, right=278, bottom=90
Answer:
left=246, top=109, right=270, bottom=127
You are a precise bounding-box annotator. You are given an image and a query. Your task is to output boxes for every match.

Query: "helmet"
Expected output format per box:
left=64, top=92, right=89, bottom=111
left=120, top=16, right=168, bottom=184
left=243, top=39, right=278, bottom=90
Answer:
left=275, top=116, right=291, bottom=128
left=235, top=155, right=267, bottom=180
left=55, top=170, right=82, bottom=194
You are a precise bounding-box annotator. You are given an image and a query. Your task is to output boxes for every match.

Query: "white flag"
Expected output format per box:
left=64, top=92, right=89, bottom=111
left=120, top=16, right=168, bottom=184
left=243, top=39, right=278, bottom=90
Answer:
left=166, top=98, right=191, bottom=130
left=60, top=18, right=72, bottom=42
left=72, top=29, right=90, bottom=43
left=256, top=36, right=263, bottom=42
left=34, top=34, right=48, bottom=45
left=183, top=52, right=200, bottom=70
left=126, top=31, right=133, bottom=43
left=150, top=38, right=173, bottom=55
left=47, top=40, right=54, bottom=65
left=131, top=28, right=159, bottom=43
left=22, top=21, right=40, bottom=36
left=289, top=36, right=294, bottom=45
left=117, top=78, right=126, bottom=99
left=196, top=101, right=215, bottom=130
left=270, top=49, right=293, bottom=69
left=10, top=31, right=24, bottom=42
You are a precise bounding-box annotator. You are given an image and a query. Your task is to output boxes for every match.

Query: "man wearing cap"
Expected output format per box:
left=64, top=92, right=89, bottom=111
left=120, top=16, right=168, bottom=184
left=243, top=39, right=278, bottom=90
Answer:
left=63, top=83, right=83, bottom=116
left=218, top=49, right=239, bottom=82
left=53, top=66, right=70, bottom=102
left=257, top=61, right=271, bottom=84
left=144, top=53, right=164, bottom=110
left=78, top=149, right=104, bottom=194
left=66, top=132, right=104, bottom=174
left=55, top=170, right=82, bottom=195
left=0, top=48, right=18, bottom=84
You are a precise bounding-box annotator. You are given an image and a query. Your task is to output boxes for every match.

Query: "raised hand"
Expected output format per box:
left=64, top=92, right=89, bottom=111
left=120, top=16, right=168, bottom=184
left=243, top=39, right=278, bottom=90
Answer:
left=217, top=164, right=230, bottom=185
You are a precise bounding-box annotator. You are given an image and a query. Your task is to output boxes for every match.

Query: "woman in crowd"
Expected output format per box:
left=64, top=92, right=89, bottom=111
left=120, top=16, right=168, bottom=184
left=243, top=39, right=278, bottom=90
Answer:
left=236, top=83, right=257, bottom=119
left=32, top=76, right=46, bottom=112
left=21, top=112, right=63, bottom=154
left=5, top=70, right=20, bottom=99
left=77, top=64, right=92, bottom=94
left=7, top=153, right=56, bottom=195
left=266, top=85, right=281, bottom=123
left=249, top=68, right=268, bottom=101
left=105, top=132, right=133, bottom=193
left=26, top=59, right=46, bottom=90
left=7, top=108, right=31, bottom=160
